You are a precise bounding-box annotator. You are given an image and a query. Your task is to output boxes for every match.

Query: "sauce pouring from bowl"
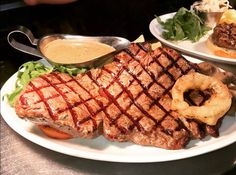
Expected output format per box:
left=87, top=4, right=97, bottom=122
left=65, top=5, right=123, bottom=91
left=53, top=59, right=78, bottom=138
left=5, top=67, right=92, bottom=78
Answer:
left=7, top=26, right=131, bottom=68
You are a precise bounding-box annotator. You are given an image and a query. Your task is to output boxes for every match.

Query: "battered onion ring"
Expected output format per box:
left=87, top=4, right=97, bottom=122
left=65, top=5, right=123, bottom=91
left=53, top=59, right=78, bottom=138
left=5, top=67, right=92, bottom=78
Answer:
left=171, top=73, right=232, bottom=125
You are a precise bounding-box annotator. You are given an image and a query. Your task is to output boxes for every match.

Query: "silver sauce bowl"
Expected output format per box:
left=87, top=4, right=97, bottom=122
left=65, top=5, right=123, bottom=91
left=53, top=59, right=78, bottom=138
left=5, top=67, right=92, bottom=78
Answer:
left=7, top=26, right=131, bottom=68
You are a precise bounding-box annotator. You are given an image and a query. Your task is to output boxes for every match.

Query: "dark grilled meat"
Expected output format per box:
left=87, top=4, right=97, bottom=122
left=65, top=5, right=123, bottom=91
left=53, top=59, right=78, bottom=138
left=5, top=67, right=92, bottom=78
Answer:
left=15, top=71, right=106, bottom=138
left=15, top=43, right=224, bottom=149
left=212, top=22, right=236, bottom=50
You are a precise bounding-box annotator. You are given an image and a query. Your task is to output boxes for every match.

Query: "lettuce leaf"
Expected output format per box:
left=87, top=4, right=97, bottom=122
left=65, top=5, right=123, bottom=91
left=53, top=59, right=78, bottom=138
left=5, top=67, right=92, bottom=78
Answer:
left=6, top=61, right=53, bottom=107
left=5, top=61, right=90, bottom=107
left=156, top=7, right=210, bottom=42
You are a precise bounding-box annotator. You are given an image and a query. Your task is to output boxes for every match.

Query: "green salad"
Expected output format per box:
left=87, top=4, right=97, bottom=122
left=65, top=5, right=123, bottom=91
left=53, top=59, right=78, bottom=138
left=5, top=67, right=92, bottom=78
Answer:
left=156, top=7, right=210, bottom=42
left=6, top=61, right=87, bottom=107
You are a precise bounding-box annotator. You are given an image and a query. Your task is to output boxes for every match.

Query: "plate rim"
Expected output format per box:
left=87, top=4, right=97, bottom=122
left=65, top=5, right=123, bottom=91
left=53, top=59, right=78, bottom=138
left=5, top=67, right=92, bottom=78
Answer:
left=1, top=59, right=236, bottom=163
left=149, top=12, right=236, bottom=65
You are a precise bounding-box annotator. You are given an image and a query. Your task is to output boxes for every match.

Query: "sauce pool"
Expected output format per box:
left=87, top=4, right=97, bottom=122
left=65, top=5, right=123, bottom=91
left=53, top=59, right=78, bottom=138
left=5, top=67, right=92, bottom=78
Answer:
left=42, top=39, right=115, bottom=64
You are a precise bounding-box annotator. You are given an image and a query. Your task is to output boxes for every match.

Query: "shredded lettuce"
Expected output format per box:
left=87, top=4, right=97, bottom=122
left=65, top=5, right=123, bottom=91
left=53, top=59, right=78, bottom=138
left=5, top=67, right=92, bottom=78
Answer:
left=54, top=65, right=87, bottom=76
left=6, top=61, right=87, bottom=107
left=5, top=33, right=131, bottom=107
left=156, top=7, right=210, bottom=42
left=5, top=61, right=87, bottom=107
left=6, top=61, right=53, bottom=107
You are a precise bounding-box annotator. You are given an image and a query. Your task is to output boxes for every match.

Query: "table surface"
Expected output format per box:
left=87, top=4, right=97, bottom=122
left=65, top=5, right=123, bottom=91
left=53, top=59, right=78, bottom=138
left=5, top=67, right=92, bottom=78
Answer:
left=0, top=115, right=236, bottom=175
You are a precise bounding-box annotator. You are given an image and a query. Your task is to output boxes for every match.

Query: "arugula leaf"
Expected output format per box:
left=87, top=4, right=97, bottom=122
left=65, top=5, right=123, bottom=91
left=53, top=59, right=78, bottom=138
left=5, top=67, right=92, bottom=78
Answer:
left=156, top=7, right=210, bottom=42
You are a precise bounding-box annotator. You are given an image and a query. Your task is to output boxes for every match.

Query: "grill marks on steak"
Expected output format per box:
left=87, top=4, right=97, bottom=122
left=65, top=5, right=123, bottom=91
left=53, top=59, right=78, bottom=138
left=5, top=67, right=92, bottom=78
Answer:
left=212, top=22, right=236, bottom=50
left=17, top=71, right=106, bottom=138
left=16, top=43, right=222, bottom=149
left=91, top=43, right=199, bottom=149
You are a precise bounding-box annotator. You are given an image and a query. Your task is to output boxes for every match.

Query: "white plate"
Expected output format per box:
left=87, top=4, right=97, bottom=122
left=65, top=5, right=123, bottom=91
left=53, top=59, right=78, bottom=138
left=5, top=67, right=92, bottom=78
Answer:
left=149, top=13, right=236, bottom=65
left=1, top=58, right=236, bottom=163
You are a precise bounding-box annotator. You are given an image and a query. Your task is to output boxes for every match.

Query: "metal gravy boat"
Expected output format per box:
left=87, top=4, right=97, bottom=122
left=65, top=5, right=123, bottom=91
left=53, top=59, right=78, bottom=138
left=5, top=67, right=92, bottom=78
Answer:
left=7, top=26, right=131, bottom=68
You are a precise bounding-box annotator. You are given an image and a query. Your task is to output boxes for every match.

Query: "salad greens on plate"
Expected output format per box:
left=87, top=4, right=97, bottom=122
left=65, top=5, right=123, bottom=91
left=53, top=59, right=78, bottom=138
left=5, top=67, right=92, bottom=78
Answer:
left=156, top=7, right=210, bottom=42
left=6, top=61, right=87, bottom=107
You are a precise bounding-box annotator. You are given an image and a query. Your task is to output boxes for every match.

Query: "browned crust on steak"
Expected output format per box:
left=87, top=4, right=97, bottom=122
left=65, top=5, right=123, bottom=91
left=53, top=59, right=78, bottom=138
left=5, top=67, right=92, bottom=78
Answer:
left=15, top=72, right=105, bottom=138
left=15, top=43, right=227, bottom=150
left=88, top=43, right=199, bottom=149
left=212, top=23, right=236, bottom=50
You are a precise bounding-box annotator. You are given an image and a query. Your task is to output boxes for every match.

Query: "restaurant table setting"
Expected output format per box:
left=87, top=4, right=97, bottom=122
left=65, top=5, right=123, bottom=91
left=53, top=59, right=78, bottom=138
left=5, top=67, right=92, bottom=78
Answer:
left=1, top=0, right=236, bottom=174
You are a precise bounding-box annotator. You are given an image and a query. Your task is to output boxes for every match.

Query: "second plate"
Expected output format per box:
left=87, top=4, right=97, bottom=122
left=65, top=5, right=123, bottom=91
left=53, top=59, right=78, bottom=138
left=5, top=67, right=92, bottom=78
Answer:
left=149, top=13, right=236, bottom=65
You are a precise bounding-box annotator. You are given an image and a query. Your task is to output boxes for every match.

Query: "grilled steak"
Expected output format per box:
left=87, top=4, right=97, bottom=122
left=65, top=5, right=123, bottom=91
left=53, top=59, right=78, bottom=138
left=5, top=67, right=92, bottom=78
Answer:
left=15, top=43, right=224, bottom=149
left=212, top=22, right=236, bottom=50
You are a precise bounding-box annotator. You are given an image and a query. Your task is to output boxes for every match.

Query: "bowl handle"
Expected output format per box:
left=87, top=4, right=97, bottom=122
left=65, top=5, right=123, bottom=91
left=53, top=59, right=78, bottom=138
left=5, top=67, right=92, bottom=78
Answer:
left=7, top=26, right=43, bottom=58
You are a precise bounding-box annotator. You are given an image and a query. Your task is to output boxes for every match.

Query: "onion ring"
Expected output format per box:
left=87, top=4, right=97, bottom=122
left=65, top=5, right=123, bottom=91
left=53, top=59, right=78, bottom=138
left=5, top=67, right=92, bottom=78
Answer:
left=171, top=72, right=232, bottom=125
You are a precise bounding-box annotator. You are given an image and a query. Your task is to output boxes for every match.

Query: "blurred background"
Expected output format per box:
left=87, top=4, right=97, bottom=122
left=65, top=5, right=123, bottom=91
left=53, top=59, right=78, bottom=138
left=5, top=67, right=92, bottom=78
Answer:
left=0, top=0, right=236, bottom=87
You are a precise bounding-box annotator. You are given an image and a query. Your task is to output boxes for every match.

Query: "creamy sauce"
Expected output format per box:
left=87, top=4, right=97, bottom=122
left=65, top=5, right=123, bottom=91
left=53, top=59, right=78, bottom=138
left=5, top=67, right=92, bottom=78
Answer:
left=42, top=39, right=115, bottom=64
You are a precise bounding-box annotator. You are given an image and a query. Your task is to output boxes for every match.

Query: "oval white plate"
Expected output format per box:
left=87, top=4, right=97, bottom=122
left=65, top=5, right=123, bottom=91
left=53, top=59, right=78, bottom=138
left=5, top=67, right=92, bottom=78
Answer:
left=1, top=58, right=236, bottom=163
left=149, top=13, right=236, bottom=65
